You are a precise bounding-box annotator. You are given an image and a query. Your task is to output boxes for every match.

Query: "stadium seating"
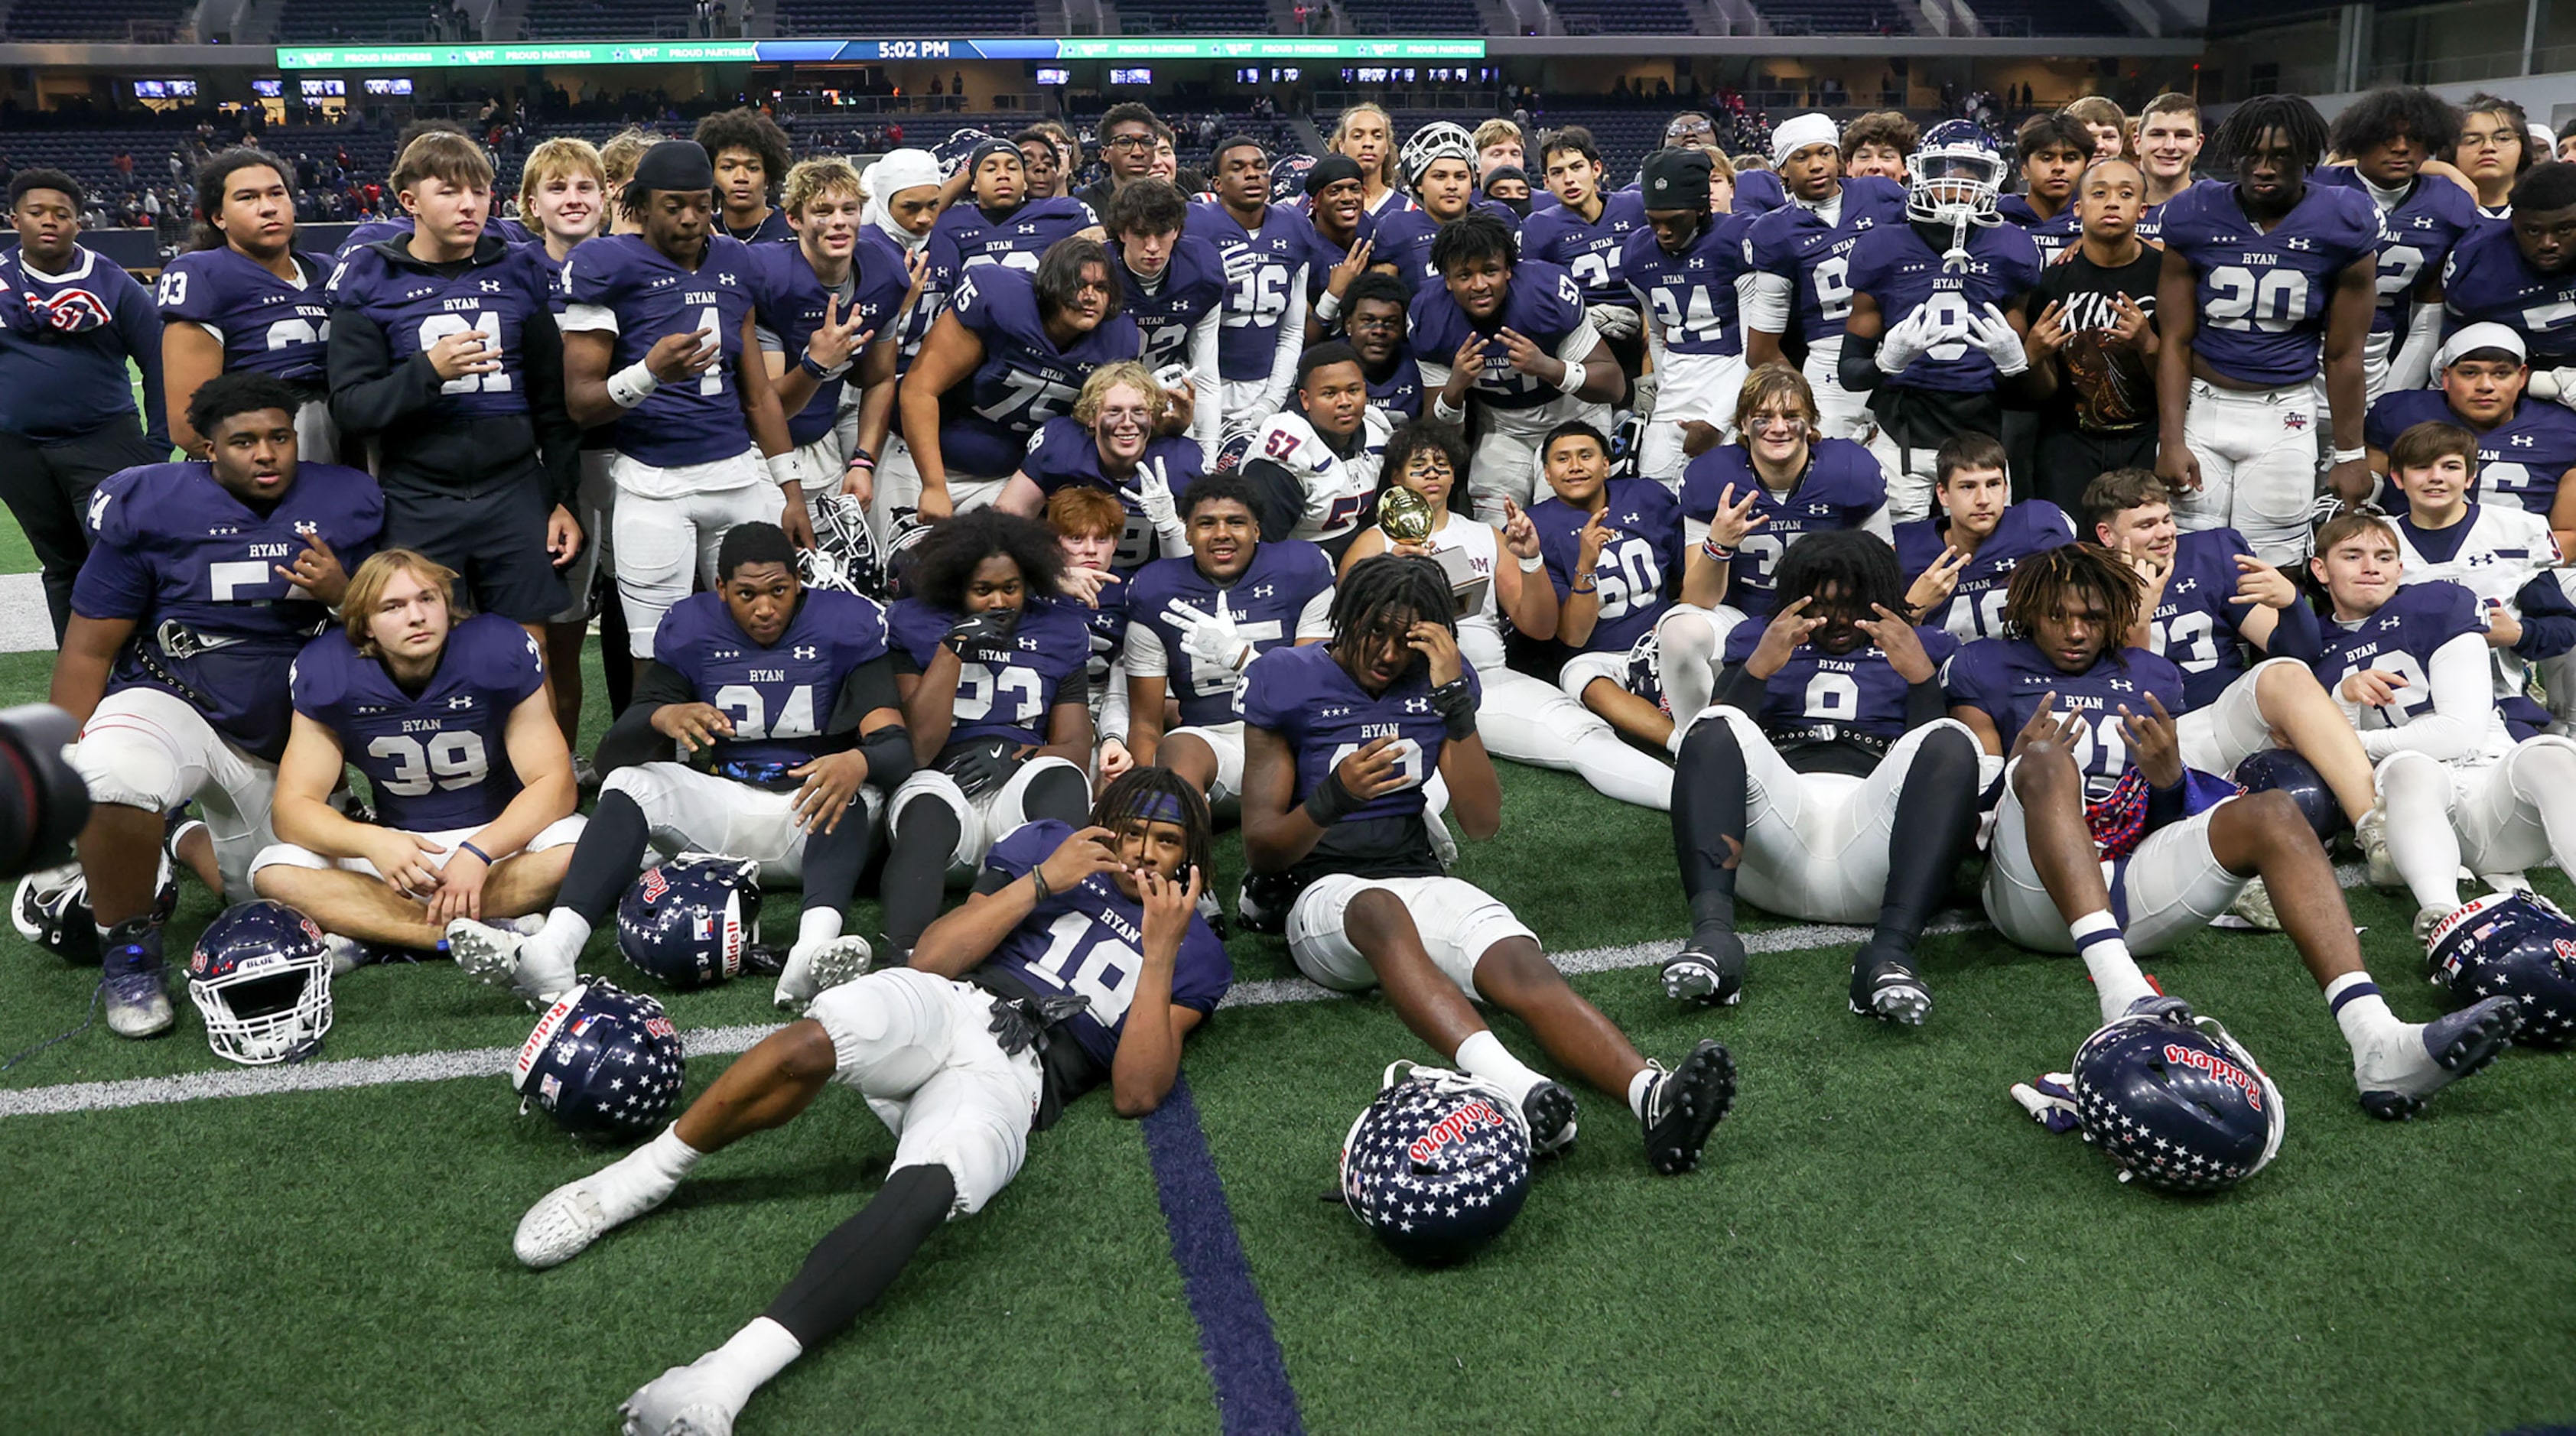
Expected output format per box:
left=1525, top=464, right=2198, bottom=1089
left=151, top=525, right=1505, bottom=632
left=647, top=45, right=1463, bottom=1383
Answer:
left=519, top=0, right=697, bottom=40
left=1968, top=0, right=2127, bottom=36
left=1553, top=0, right=1693, bottom=34
left=272, top=0, right=443, bottom=43
left=4, top=0, right=190, bottom=41
left=1116, top=0, right=1271, bottom=32
left=1751, top=0, right=1908, bottom=34
left=2, top=126, right=195, bottom=213
left=1338, top=0, right=1482, bottom=34
left=773, top=0, right=1036, bottom=34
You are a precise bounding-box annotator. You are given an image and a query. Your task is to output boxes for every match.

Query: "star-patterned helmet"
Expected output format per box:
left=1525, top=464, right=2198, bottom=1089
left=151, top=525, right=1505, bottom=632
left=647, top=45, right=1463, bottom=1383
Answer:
left=511, top=977, right=686, bottom=1141
left=2070, top=1009, right=2283, bottom=1193
left=799, top=491, right=885, bottom=598
left=1270, top=153, right=1318, bottom=208
left=1339, top=1062, right=1530, bottom=1263
left=2428, top=891, right=2576, bottom=1049
left=616, top=856, right=760, bottom=992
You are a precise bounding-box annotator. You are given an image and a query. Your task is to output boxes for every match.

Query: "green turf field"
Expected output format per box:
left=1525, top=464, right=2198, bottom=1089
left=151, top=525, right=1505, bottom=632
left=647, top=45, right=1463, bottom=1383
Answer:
left=2, top=647, right=2572, bottom=1435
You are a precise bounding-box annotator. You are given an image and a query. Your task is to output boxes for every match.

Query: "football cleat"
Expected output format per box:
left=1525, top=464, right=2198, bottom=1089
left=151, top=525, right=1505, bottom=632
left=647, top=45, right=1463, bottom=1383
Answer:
left=99, top=919, right=174, bottom=1038
left=1521, top=1079, right=1579, bottom=1157
left=446, top=919, right=576, bottom=1007
left=514, top=1167, right=675, bottom=1269
left=2355, top=806, right=2400, bottom=889
left=1661, top=926, right=1745, bottom=1006
left=571, top=755, right=602, bottom=793
left=2355, top=996, right=2521, bottom=1122
left=772, top=934, right=874, bottom=1012
left=13, top=862, right=93, bottom=960
left=2229, top=877, right=2284, bottom=932
left=2412, top=905, right=2452, bottom=954
left=1849, top=943, right=1930, bottom=1026
left=620, top=1356, right=743, bottom=1436
left=1639, top=1039, right=1736, bottom=1175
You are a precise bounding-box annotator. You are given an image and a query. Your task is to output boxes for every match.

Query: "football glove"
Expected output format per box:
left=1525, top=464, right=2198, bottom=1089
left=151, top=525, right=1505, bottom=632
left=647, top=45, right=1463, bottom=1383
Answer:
left=1962, top=302, right=2028, bottom=378
left=1586, top=302, right=1643, bottom=342
left=945, top=736, right=1023, bottom=798
left=1166, top=598, right=1256, bottom=674
left=2009, top=1072, right=2082, bottom=1134
left=945, top=608, right=1020, bottom=647
left=1875, top=308, right=1947, bottom=374
left=1134, top=462, right=1184, bottom=546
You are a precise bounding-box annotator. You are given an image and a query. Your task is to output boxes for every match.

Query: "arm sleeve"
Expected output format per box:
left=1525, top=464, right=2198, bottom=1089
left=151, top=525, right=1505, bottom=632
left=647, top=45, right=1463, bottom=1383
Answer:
left=326, top=303, right=444, bottom=437
left=824, top=654, right=903, bottom=735
left=594, top=662, right=697, bottom=773
left=1098, top=657, right=1131, bottom=741
left=1713, top=661, right=1768, bottom=713
left=2359, top=632, right=2494, bottom=762
left=517, top=294, right=581, bottom=510
left=2387, top=303, right=2444, bottom=395
left=2261, top=598, right=2324, bottom=663
left=1742, top=271, right=1792, bottom=335
left=2512, top=571, right=2576, bottom=660
left=1237, top=456, right=1306, bottom=542
left=1257, top=268, right=1309, bottom=417
left=1295, top=586, right=1335, bottom=639
left=1904, top=677, right=1947, bottom=730
left=1186, top=307, right=1222, bottom=464
left=118, top=275, right=168, bottom=450
left=1121, top=617, right=1170, bottom=678
left=1552, top=317, right=1605, bottom=366
left=1634, top=281, right=1673, bottom=385
left=1859, top=503, right=1893, bottom=542
left=1838, top=323, right=1885, bottom=392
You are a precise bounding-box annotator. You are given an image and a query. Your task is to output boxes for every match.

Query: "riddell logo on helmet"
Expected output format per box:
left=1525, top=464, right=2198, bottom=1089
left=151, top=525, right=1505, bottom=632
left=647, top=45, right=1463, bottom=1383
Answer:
left=640, top=868, right=672, bottom=903
left=1407, top=1098, right=1504, bottom=1161
left=2428, top=891, right=2513, bottom=952
left=2163, top=1043, right=2263, bottom=1112
left=644, top=1015, right=677, bottom=1040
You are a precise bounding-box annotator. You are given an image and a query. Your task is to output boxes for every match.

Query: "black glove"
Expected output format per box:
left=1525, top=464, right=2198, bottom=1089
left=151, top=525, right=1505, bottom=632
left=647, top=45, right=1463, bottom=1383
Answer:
left=987, top=991, right=1091, bottom=1057
left=945, top=736, right=1023, bottom=798
left=945, top=608, right=1020, bottom=647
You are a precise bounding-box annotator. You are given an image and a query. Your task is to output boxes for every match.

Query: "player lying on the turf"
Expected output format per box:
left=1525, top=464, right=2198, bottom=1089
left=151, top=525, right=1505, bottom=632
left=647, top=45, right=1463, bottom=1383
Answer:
left=1240, top=553, right=1735, bottom=1174
left=251, top=551, right=582, bottom=968
left=1666, top=530, right=1982, bottom=1024
left=1117, top=473, right=1335, bottom=808
left=446, top=522, right=909, bottom=1012
left=1951, top=543, right=2523, bottom=1119
left=53, top=372, right=383, bottom=1038
left=878, top=508, right=1095, bottom=960
left=2311, top=511, right=2576, bottom=949
left=508, top=771, right=1230, bottom=1436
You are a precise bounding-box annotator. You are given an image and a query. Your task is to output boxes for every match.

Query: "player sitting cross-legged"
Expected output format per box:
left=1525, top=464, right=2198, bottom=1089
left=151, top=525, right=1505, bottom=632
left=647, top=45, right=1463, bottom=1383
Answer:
left=1241, top=553, right=1736, bottom=1174
left=1950, top=543, right=2522, bottom=1119
left=510, top=772, right=1231, bottom=1436
left=250, top=551, right=583, bottom=969
left=444, top=522, right=912, bottom=1012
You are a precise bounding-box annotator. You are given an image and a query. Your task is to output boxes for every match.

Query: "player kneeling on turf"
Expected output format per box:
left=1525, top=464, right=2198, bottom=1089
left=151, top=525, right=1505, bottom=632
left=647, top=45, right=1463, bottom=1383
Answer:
left=512, top=772, right=1230, bottom=1436
left=251, top=551, right=583, bottom=968
left=1241, top=554, right=1735, bottom=1174
left=1666, top=530, right=1982, bottom=1023
left=447, top=522, right=911, bottom=1011
left=1952, top=544, right=2522, bottom=1119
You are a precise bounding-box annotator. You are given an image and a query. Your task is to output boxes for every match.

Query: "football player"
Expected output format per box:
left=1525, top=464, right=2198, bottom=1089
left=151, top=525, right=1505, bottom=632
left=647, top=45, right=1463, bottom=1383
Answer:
left=1839, top=119, right=2044, bottom=522
left=0, top=167, right=168, bottom=640
left=1532, top=421, right=1688, bottom=755
left=1328, top=102, right=1410, bottom=219
left=327, top=132, right=584, bottom=635
left=2453, top=93, right=2534, bottom=218
left=1621, top=147, right=1756, bottom=487
left=1105, top=180, right=1224, bottom=466
left=53, top=372, right=383, bottom=1036
left=2133, top=93, right=2205, bottom=226
left=446, top=521, right=909, bottom=1010
left=158, top=147, right=335, bottom=460
left=1342, top=421, right=1675, bottom=809
left=1894, top=432, right=2073, bottom=642
left=2444, top=164, right=2576, bottom=405
left=2066, top=96, right=2131, bottom=163
left=1013, top=126, right=1068, bottom=202
left=1373, top=122, right=1490, bottom=296
left=1667, top=529, right=1980, bottom=1022
left=753, top=157, right=908, bottom=508
left=2021, top=157, right=2164, bottom=504
left=924, top=140, right=1096, bottom=299
left=848, top=147, right=945, bottom=544
left=328, top=120, right=476, bottom=258
left=1345, top=271, right=1424, bottom=421
left=1414, top=211, right=1621, bottom=526
left=1043, top=487, right=1136, bottom=781
left=1996, top=113, right=2088, bottom=262
left=1950, top=544, right=2519, bottom=1118
left=252, top=551, right=581, bottom=961
left=1120, top=473, right=1336, bottom=806
left=1242, top=554, right=1735, bottom=1171
left=1657, top=362, right=1891, bottom=735
left=2360, top=325, right=2576, bottom=553
left=1743, top=112, right=1911, bottom=442
left=896, top=236, right=1139, bottom=524
left=1237, top=342, right=1388, bottom=562
left=2155, top=95, right=2379, bottom=565
left=1303, top=154, right=1377, bottom=335
left=1192, top=138, right=1314, bottom=452
left=1076, top=102, right=1164, bottom=216
left=999, top=361, right=1202, bottom=575
left=2314, top=86, right=2477, bottom=399
left=2311, top=511, right=2576, bottom=947
left=1524, top=127, right=1648, bottom=381
left=509, top=772, right=1229, bottom=1436
left=560, top=140, right=812, bottom=668
left=1841, top=112, right=1918, bottom=184
left=694, top=106, right=795, bottom=245
left=879, top=510, right=1095, bottom=957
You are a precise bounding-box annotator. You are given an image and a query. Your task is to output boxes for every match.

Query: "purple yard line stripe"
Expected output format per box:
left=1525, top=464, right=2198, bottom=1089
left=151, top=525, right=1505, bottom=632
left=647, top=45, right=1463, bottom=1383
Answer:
left=1137, top=1073, right=1306, bottom=1436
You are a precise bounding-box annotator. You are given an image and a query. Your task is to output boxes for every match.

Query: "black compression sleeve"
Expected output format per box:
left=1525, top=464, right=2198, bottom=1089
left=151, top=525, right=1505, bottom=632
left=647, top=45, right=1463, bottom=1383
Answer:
left=857, top=723, right=916, bottom=791
left=1838, top=325, right=1885, bottom=392
left=1904, top=677, right=1947, bottom=730
left=1238, top=458, right=1308, bottom=542
left=826, top=655, right=903, bottom=734
left=1712, top=661, right=1768, bottom=715
left=762, top=1164, right=958, bottom=1350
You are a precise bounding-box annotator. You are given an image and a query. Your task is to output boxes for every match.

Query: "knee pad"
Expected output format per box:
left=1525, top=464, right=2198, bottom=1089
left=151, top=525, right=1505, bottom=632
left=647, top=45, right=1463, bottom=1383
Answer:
left=1678, top=706, right=1745, bottom=768
left=813, top=970, right=947, bottom=1093
left=597, top=770, right=672, bottom=827
left=71, top=726, right=184, bottom=814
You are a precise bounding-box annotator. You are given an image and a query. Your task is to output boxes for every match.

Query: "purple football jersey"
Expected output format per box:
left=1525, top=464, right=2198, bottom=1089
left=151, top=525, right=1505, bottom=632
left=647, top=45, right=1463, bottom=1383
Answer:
left=73, top=459, right=385, bottom=760
left=291, top=612, right=544, bottom=832
left=1893, top=500, right=2076, bottom=641
left=926, top=196, right=1095, bottom=292
left=1121, top=232, right=1227, bottom=375
left=1722, top=620, right=1963, bottom=742
left=1017, top=415, right=1203, bottom=573
left=750, top=239, right=911, bottom=447
left=657, top=587, right=894, bottom=772
left=1621, top=210, right=1756, bottom=360
left=1408, top=258, right=1589, bottom=415
left=888, top=594, right=1092, bottom=749
left=1996, top=194, right=2083, bottom=262
left=2158, top=178, right=2380, bottom=386
left=1368, top=347, right=1424, bottom=421
left=1126, top=538, right=1335, bottom=727
left=939, top=265, right=1142, bottom=479
left=1845, top=219, right=2044, bottom=392
left=861, top=229, right=936, bottom=374
left=2365, top=388, right=2576, bottom=518
left=2141, top=527, right=2261, bottom=710
left=2315, top=579, right=2487, bottom=730
left=1943, top=637, right=2188, bottom=795
left=324, top=237, right=560, bottom=421
left=1524, top=189, right=1648, bottom=308
left=1369, top=206, right=1456, bottom=297
left=1530, top=478, right=1686, bottom=656
left=1192, top=200, right=1316, bottom=382
left=2442, top=218, right=2576, bottom=369
left=1241, top=640, right=1478, bottom=838
left=2311, top=167, right=2479, bottom=343
left=1677, top=439, right=1888, bottom=616
left=156, top=246, right=333, bottom=385
left=1745, top=175, right=1909, bottom=345
left=563, top=232, right=767, bottom=468
left=333, top=219, right=413, bottom=261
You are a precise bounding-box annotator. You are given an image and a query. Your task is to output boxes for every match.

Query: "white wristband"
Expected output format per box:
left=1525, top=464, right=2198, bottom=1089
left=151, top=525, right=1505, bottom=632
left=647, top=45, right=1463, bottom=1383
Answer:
left=1313, top=290, right=1342, bottom=325
left=2332, top=446, right=2366, bottom=465
left=1433, top=393, right=1466, bottom=425
left=766, top=452, right=807, bottom=491
left=1556, top=360, right=1588, bottom=395
left=607, top=361, right=662, bottom=409
left=1516, top=551, right=1544, bottom=573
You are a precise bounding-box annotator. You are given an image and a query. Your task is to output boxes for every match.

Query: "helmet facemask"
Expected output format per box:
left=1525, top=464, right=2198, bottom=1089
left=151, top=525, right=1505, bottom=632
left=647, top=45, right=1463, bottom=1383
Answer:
left=1907, top=146, right=2005, bottom=269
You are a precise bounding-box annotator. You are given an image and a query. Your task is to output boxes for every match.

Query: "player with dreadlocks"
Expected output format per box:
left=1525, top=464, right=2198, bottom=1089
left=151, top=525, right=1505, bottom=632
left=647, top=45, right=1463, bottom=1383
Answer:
left=2155, top=93, right=2379, bottom=565
left=508, top=767, right=1232, bottom=1436
left=1946, top=544, right=2522, bottom=1119
left=1240, top=553, right=1738, bottom=1175
left=2313, top=86, right=2476, bottom=399
left=1664, top=529, right=1982, bottom=1023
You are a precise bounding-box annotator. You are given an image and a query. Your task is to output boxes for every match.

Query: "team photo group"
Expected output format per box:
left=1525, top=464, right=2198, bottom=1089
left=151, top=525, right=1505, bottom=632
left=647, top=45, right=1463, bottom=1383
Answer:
left=8, top=72, right=2576, bottom=1434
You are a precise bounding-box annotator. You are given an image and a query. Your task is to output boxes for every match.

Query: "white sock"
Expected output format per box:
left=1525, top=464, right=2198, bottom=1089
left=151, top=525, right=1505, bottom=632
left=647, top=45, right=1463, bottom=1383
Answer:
left=1626, top=1067, right=1657, bottom=1122
left=698, top=1316, right=803, bottom=1407
left=792, top=905, right=843, bottom=957
left=1452, top=1029, right=1546, bottom=1108
left=594, top=1124, right=702, bottom=1220
left=2327, top=972, right=2405, bottom=1055
left=525, top=907, right=590, bottom=970
left=2072, top=911, right=2153, bottom=1026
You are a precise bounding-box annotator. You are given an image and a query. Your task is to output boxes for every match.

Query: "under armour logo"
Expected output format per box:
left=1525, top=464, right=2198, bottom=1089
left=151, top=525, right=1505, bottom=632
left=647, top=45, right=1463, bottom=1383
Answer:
left=1853, top=217, right=1875, bottom=230
left=2413, top=216, right=2436, bottom=229
left=2109, top=679, right=2135, bottom=692
left=1250, top=584, right=1274, bottom=599
left=718, top=274, right=740, bottom=286
left=2379, top=614, right=2403, bottom=629
left=1017, top=223, right=1039, bottom=235
left=794, top=645, right=818, bottom=659
left=1686, top=256, right=1707, bottom=269
left=1017, top=637, right=1039, bottom=650
left=479, top=279, right=504, bottom=293
left=446, top=695, right=475, bottom=709
left=1404, top=697, right=1431, bottom=713
left=2174, top=577, right=2197, bottom=593
left=2513, top=434, right=2537, bottom=447
left=2285, top=237, right=2314, bottom=251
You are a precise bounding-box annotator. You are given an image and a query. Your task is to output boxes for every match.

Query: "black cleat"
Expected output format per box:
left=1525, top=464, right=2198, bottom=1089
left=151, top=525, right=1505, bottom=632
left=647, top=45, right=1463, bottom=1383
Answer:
left=1522, top=1080, right=1578, bottom=1157
left=1640, top=1039, right=1737, bottom=1175
left=1662, top=925, right=1746, bottom=1006
left=1849, top=942, right=1931, bottom=1026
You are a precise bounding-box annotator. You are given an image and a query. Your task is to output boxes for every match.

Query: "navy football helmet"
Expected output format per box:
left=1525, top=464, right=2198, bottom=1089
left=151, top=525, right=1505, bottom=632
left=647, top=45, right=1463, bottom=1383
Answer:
left=2070, top=1007, right=2284, bottom=1192
left=187, top=900, right=333, bottom=1065
left=799, top=490, right=886, bottom=598
left=617, top=856, right=759, bottom=991
left=1907, top=119, right=2005, bottom=259
left=2428, top=891, right=2576, bottom=1048
left=512, top=977, right=687, bottom=1140
left=1340, top=1063, right=1531, bottom=1263
left=2232, top=749, right=2345, bottom=843
left=934, top=128, right=1001, bottom=180
left=1270, top=152, right=1318, bottom=208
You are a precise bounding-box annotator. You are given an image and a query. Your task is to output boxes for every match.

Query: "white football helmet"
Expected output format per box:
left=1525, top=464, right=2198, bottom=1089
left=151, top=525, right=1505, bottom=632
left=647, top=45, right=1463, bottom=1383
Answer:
left=1399, top=122, right=1475, bottom=187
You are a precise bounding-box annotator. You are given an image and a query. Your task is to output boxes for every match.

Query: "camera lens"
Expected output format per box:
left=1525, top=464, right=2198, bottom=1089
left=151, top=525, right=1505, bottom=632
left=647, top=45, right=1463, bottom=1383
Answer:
left=0, top=705, right=91, bottom=878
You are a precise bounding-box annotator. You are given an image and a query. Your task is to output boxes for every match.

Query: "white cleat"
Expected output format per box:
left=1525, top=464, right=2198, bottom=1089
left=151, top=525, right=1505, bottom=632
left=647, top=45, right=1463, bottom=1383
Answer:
left=2356, top=807, right=2400, bottom=889
left=2413, top=905, right=2454, bottom=954
left=773, top=934, right=873, bottom=1012
left=2230, top=877, right=2283, bottom=931
left=514, top=1170, right=669, bottom=1269
left=444, top=919, right=573, bottom=1007
left=620, top=1356, right=743, bottom=1436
